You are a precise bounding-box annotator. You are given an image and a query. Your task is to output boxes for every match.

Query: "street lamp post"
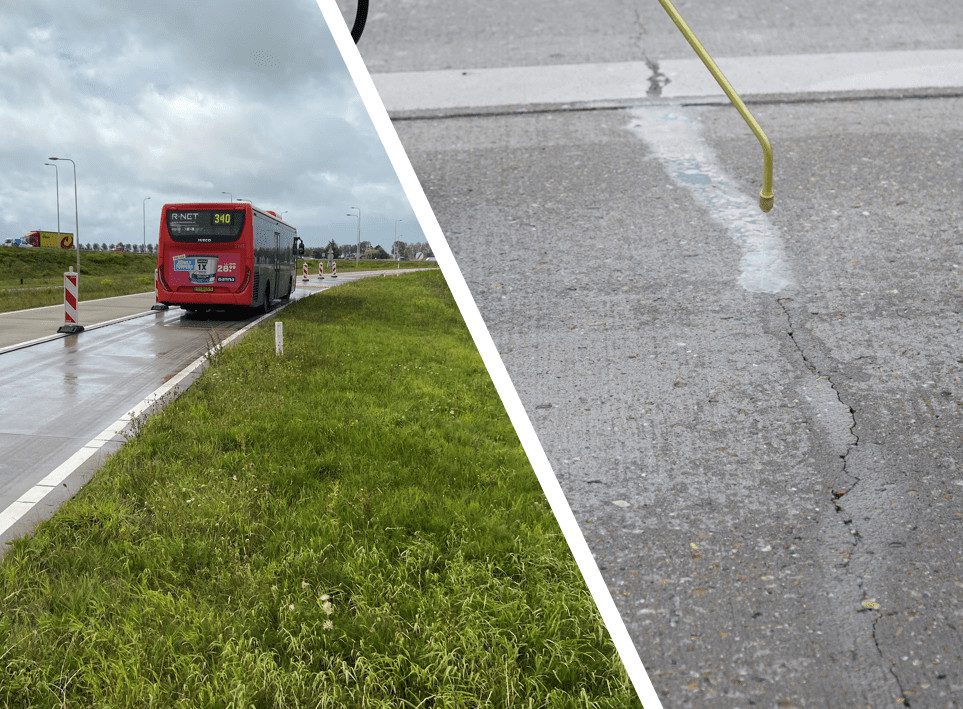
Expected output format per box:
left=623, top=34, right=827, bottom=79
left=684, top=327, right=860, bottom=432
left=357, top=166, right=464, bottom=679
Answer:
left=347, top=206, right=361, bottom=264
left=44, top=162, right=61, bottom=236
left=49, top=156, right=81, bottom=333
left=142, top=196, right=151, bottom=248
left=48, top=157, right=79, bottom=274
left=222, top=191, right=233, bottom=203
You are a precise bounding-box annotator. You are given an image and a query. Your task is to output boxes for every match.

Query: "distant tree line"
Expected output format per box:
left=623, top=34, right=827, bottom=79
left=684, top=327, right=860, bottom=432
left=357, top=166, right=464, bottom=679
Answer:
left=80, top=243, right=156, bottom=253
left=302, top=239, right=433, bottom=261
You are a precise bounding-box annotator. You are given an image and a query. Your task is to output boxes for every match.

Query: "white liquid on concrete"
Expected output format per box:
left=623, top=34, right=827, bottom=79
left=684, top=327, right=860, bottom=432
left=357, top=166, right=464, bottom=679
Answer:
left=626, top=107, right=792, bottom=294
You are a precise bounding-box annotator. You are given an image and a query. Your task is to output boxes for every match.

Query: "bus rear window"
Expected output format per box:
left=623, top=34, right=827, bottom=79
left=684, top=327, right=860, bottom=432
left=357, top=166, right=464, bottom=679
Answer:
left=166, top=209, right=245, bottom=242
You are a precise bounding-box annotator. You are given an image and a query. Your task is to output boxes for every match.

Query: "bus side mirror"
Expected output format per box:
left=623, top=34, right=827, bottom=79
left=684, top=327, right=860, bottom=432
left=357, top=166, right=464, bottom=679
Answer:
left=294, top=238, right=305, bottom=257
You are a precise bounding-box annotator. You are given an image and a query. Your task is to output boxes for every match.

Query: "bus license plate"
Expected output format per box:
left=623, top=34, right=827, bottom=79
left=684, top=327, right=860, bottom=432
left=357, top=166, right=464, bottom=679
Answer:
left=193, top=286, right=214, bottom=292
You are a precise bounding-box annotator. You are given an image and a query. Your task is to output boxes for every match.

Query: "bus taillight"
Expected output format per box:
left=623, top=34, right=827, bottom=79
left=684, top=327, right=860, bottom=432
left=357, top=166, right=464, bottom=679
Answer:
left=240, top=266, right=251, bottom=291
left=157, top=263, right=171, bottom=291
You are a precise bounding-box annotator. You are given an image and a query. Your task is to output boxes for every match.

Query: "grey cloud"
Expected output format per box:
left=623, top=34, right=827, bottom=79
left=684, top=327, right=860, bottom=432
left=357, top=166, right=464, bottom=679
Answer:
left=0, top=0, right=423, bottom=248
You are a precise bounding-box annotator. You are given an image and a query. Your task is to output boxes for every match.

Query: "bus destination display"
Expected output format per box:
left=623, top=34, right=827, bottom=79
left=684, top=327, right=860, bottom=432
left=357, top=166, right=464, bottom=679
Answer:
left=166, top=209, right=245, bottom=242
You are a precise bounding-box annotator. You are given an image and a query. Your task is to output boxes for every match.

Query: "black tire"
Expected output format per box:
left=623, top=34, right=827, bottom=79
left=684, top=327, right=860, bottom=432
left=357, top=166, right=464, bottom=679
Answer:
left=280, top=276, right=293, bottom=301
left=261, top=284, right=272, bottom=314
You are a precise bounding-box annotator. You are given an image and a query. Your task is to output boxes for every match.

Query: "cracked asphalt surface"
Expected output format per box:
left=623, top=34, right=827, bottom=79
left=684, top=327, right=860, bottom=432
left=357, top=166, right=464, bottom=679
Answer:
left=389, top=100, right=961, bottom=705
left=348, top=1, right=963, bottom=704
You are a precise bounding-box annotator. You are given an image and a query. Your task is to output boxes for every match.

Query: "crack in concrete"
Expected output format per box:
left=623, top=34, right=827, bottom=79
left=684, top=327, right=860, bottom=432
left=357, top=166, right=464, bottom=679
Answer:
left=872, top=610, right=911, bottom=705
left=644, top=55, right=670, bottom=97
left=634, top=7, right=670, bottom=97
left=777, top=297, right=909, bottom=705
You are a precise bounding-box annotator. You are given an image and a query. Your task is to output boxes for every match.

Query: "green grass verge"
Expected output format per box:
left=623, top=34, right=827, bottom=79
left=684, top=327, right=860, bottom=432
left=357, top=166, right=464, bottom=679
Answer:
left=0, top=247, right=156, bottom=312
left=0, top=271, right=638, bottom=707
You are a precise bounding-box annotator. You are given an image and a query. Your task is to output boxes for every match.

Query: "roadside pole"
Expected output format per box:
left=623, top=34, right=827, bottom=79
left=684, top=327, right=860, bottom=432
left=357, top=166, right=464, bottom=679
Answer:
left=50, top=157, right=82, bottom=333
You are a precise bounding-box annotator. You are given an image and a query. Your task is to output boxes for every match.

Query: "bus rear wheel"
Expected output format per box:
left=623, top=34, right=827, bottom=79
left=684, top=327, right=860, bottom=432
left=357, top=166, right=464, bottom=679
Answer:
left=260, top=285, right=272, bottom=314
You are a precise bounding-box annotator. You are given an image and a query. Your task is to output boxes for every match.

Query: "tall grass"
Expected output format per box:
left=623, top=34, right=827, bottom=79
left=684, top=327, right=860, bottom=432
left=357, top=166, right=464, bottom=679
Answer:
left=0, top=271, right=639, bottom=707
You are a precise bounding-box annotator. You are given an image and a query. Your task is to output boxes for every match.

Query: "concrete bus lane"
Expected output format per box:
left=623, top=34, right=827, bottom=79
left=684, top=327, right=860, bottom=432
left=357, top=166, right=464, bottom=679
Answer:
left=390, top=98, right=962, bottom=706
left=352, top=2, right=963, bottom=701
left=0, top=269, right=428, bottom=550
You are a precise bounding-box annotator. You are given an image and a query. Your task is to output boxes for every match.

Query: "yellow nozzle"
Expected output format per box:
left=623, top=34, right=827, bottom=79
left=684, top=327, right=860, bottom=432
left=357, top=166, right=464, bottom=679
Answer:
left=657, top=0, right=775, bottom=212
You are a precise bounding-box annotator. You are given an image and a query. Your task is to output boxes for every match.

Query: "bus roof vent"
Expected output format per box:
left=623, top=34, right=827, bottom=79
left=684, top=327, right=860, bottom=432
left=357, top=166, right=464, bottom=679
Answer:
left=266, top=210, right=278, bottom=217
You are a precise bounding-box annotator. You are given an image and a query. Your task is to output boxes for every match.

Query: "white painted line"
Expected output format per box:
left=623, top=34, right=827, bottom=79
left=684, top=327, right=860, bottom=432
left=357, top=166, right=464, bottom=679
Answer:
left=315, top=1, right=663, bottom=706
left=373, top=49, right=963, bottom=115
left=660, top=49, right=963, bottom=98
left=0, top=502, right=34, bottom=535
left=626, top=108, right=792, bottom=294
left=16, top=486, right=54, bottom=505
left=36, top=445, right=102, bottom=487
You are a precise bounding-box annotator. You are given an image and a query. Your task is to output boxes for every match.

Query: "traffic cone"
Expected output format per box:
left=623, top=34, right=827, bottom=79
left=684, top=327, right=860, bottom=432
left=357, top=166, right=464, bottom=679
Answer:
left=318, top=261, right=325, bottom=280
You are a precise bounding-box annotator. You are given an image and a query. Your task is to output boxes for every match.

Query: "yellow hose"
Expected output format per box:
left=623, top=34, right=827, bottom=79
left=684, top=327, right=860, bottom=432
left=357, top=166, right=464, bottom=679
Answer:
left=657, top=0, right=774, bottom=212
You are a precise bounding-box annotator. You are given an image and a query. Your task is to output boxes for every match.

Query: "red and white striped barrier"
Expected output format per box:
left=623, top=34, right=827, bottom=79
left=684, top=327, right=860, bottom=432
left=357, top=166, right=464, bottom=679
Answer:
left=331, top=261, right=337, bottom=278
left=318, top=261, right=325, bottom=280
left=64, top=271, right=78, bottom=323
left=57, top=268, right=84, bottom=334
left=302, top=263, right=309, bottom=281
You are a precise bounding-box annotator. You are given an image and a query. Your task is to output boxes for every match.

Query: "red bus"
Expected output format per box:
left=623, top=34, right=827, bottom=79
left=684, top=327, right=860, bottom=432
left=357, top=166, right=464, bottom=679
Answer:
left=156, top=202, right=304, bottom=313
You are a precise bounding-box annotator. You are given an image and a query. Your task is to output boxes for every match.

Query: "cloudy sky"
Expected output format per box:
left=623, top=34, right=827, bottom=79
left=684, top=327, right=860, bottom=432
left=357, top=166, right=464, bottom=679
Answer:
left=0, top=0, right=423, bottom=249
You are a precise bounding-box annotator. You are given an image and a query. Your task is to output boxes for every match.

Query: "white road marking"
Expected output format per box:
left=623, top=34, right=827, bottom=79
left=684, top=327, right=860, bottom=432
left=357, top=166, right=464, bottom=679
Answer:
left=316, top=1, right=663, bottom=705
left=626, top=108, right=792, bottom=294
left=373, top=49, right=963, bottom=115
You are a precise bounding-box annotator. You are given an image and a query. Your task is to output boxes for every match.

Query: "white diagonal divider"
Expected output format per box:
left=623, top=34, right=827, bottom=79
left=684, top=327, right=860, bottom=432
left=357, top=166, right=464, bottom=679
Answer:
left=316, top=1, right=665, bottom=706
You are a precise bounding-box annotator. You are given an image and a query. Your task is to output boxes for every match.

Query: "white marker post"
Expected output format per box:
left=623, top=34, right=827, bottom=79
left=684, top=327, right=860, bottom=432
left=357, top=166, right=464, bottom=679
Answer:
left=57, top=267, right=84, bottom=334
left=275, top=321, right=283, bottom=356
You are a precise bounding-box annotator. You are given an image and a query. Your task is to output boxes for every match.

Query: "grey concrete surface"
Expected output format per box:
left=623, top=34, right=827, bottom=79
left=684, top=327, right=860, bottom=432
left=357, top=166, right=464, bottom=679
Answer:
left=348, top=0, right=963, bottom=704
left=343, top=0, right=963, bottom=73
left=393, top=98, right=961, bottom=706
left=0, top=291, right=158, bottom=350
